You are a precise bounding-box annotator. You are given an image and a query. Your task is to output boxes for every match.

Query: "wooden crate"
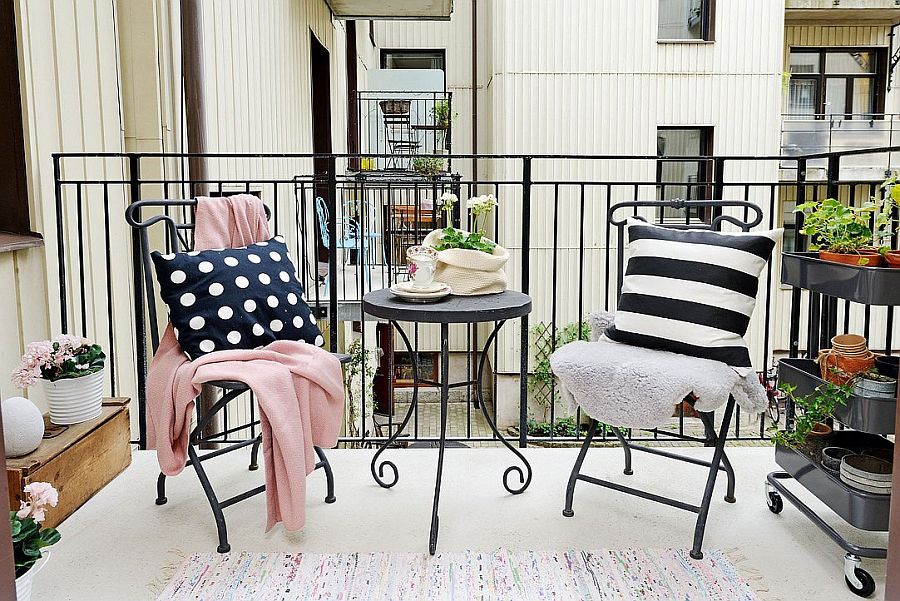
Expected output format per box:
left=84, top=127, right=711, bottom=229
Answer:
left=6, top=398, right=132, bottom=528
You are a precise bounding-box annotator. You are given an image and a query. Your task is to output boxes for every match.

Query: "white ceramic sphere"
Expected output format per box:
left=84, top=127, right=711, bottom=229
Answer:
left=2, top=396, right=44, bottom=458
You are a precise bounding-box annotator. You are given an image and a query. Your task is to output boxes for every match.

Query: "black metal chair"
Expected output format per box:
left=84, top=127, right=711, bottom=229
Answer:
left=380, top=100, right=420, bottom=171
left=126, top=197, right=346, bottom=553
left=562, top=198, right=764, bottom=560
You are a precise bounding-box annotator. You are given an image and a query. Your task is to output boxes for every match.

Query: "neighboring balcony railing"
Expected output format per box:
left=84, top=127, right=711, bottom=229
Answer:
left=781, top=113, right=900, bottom=175
left=356, top=91, right=453, bottom=172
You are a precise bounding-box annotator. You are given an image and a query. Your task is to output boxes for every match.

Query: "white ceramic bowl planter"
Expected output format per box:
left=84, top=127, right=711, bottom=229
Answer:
left=15, top=553, right=49, bottom=601
left=41, top=369, right=104, bottom=425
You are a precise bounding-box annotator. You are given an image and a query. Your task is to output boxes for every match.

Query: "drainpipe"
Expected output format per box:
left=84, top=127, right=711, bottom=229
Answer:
left=471, top=0, right=478, bottom=188
left=181, top=0, right=218, bottom=447
left=181, top=0, right=208, bottom=194
left=346, top=21, right=360, bottom=170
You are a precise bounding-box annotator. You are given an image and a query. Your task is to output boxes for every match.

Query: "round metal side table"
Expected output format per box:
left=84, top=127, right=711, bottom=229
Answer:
left=362, top=288, right=533, bottom=555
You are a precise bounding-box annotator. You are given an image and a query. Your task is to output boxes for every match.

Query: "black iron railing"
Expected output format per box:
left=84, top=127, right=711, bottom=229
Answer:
left=50, top=148, right=900, bottom=449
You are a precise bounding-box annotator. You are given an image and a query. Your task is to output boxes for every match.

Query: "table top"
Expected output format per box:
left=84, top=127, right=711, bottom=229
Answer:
left=363, top=289, right=532, bottom=323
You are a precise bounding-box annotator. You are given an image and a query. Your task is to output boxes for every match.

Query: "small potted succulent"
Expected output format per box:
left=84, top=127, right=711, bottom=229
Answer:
left=12, top=335, right=106, bottom=425
left=422, top=193, right=509, bottom=295
left=11, top=482, right=61, bottom=601
left=795, top=174, right=897, bottom=267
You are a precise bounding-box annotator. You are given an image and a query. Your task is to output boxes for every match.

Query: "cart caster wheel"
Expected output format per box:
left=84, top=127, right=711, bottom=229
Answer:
left=845, top=567, right=876, bottom=598
left=766, top=491, right=783, bottom=514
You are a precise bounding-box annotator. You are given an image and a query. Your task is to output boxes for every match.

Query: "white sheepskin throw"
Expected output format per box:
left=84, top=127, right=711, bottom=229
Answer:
left=550, top=312, right=767, bottom=429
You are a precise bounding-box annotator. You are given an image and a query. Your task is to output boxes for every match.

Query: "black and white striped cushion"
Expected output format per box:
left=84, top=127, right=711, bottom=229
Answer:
left=604, top=219, right=781, bottom=374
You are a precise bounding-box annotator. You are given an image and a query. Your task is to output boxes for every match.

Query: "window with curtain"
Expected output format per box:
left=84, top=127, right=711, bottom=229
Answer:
left=658, top=0, right=715, bottom=41
left=787, top=48, right=885, bottom=119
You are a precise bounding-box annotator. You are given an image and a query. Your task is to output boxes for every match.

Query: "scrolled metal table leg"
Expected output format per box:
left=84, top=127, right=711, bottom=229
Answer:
left=370, top=321, right=420, bottom=488
left=475, top=320, right=533, bottom=495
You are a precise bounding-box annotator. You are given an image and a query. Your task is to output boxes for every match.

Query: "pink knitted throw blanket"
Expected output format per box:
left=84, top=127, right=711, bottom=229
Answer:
left=146, top=195, right=344, bottom=531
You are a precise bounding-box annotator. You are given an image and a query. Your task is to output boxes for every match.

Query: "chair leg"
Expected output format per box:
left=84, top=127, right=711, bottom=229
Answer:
left=314, top=446, right=336, bottom=504
left=155, top=472, right=168, bottom=505
left=690, top=396, right=736, bottom=560
left=699, top=410, right=736, bottom=503
left=248, top=434, right=262, bottom=471
left=188, top=443, right=231, bottom=553
left=563, top=420, right=599, bottom=518
left=610, top=426, right=634, bottom=475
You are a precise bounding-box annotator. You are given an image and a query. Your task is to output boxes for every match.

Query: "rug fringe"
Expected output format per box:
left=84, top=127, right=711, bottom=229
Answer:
left=724, top=547, right=781, bottom=601
left=148, top=547, right=188, bottom=599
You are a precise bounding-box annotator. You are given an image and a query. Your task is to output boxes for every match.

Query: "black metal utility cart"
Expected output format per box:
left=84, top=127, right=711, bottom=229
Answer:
left=767, top=252, right=900, bottom=598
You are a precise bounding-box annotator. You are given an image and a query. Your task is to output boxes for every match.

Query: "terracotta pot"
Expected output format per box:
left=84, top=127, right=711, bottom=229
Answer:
left=884, top=251, right=900, bottom=268
left=809, top=422, right=832, bottom=437
left=817, top=348, right=875, bottom=384
left=819, top=250, right=884, bottom=267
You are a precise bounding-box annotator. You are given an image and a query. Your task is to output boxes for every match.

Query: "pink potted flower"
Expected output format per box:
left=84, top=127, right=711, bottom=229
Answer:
left=12, top=335, right=106, bottom=425
left=11, top=482, right=61, bottom=601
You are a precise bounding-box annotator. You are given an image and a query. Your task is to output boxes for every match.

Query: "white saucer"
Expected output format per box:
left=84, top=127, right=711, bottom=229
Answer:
left=394, top=281, right=449, bottom=294
left=390, top=281, right=451, bottom=301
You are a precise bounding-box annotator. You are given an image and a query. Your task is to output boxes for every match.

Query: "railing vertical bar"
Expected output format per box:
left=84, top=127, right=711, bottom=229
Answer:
left=53, top=155, right=69, bottom=333
left=102, top=183, right=117, bottom=396
left=576, top=183, right=586, bottom=439
left=327, top=155, right=338, bottom=352
left=75, top=185, right=88, bottom=336
left=519, top=157, right=532, bottom=448
left=549, top=183, right=560, bottom=438
left=129, top=154, right=148, bottom=449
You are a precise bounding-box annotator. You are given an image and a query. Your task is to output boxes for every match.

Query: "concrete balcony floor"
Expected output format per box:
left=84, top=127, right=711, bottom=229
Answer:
left=35, top=446, right=887, bottom=600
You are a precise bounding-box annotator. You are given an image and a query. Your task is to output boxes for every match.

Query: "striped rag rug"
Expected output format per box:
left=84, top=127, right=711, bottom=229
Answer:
left=158, top=548, right=760, bottom=600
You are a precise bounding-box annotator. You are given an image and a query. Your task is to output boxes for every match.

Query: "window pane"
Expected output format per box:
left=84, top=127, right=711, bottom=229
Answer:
left=825, top=52, right=874, bottom=74
left=383, top=51, right=445, bottom=71
left=658, top=0, right=704, bottom=40
left=788, top=79, right=819, bottom=116
left=789, top=52, right=820, bottom=74
left=824, top=78, right=847, bottom=115
left=852, top=78, right=874, bottom=115
left=782, top=200, right=797, bottom=253
left=657, top=128, right=707, bottom=217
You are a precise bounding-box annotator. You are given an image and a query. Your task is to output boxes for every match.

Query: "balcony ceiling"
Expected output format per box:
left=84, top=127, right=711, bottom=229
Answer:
left=785, top=0, right=900, bottom=25
left=325, top=0, right=452, bottom=20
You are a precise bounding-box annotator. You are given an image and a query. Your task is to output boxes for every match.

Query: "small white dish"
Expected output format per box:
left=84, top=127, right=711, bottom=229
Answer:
left=394, top=281, right=449, bottom=294
left=390, top=281, right=451, bottom=302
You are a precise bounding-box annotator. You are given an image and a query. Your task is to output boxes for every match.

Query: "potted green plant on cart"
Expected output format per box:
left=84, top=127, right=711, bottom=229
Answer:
left=770, top=379, right=851, bottom=450
left=795, top=175, right=898, bottom=267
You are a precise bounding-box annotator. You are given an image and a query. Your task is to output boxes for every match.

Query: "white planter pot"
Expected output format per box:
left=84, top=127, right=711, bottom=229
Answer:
left=41, top=369, right=104, bottom=425
left=15, top=552, right=49, bottom=601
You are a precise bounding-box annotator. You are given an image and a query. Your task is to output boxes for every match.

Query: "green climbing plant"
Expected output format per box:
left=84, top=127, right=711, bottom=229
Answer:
left=529, top=321, right=591, bottom=420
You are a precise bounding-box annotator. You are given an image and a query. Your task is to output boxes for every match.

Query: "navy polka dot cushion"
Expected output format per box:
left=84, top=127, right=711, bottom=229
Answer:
left=151, top=236, right=324, bottom=359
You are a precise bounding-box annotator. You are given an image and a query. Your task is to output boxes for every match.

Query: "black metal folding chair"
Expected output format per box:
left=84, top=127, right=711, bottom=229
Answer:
left=562, top=198, right=763, bottom=560
left=380, top=100, right=420, bottom=171
left=126, top=197, right=346, bottom=553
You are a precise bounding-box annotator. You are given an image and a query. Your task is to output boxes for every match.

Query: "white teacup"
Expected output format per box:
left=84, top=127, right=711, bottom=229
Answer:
left=407, top=246, right=438, bottom=289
